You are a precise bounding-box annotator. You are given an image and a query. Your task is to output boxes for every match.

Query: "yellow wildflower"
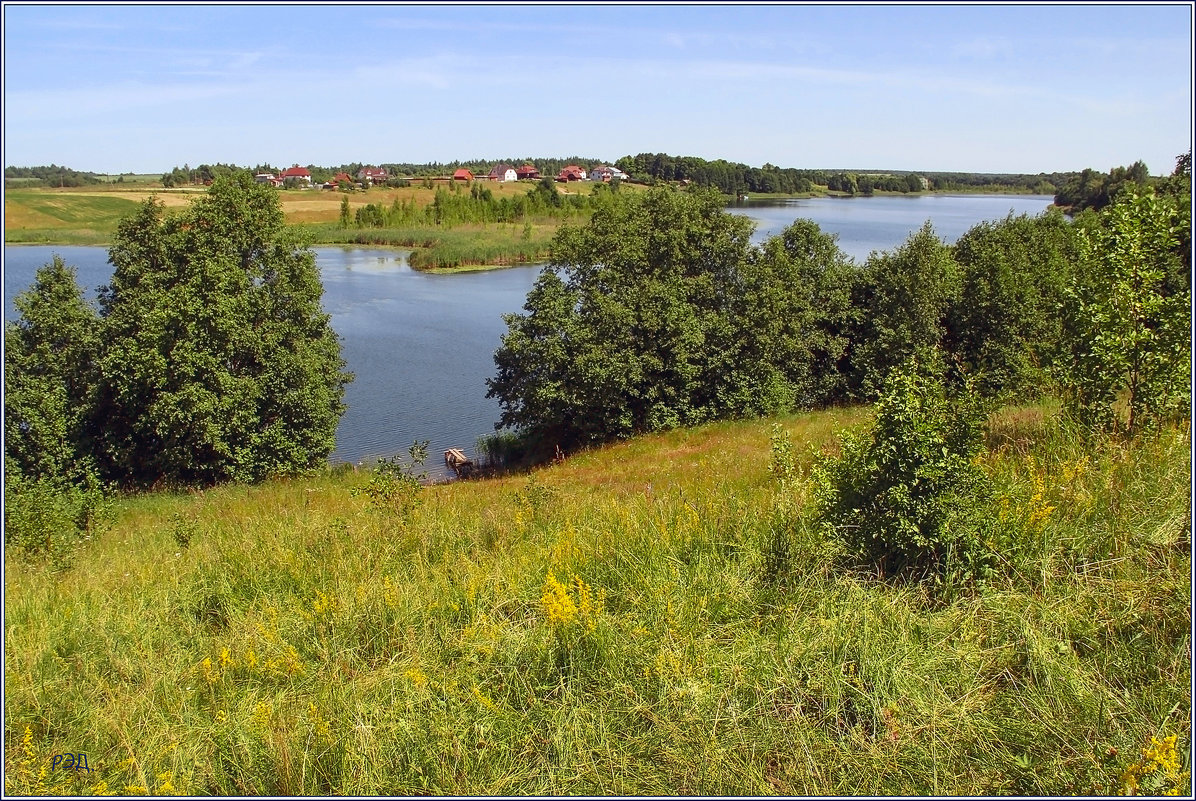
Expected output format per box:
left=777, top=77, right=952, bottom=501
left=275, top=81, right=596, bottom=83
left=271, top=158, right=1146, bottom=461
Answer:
left=306, top=703, right=333, bottom=742
left=281, top=645, right=304, bottom=676
left=541, top=572, right=578, bottom=626
left=404, top=667, right=428, bottom=688
left=1120, top=734, right=1189, bottom=795
left=250, top=701, right=273, bottom=732
left=155, top=771, right=177, bottom=795
left=472, top=685, right=498, bottom=711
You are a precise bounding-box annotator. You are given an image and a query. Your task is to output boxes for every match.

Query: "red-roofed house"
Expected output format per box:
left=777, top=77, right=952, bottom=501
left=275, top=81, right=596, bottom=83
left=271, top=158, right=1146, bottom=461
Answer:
left=280, top=165, right=312, bottom=185
left=516, top=164, right=541, bottom=181
left=556, top=165, right=587, bottom=182
left=323, top=172, right=355, bottom=190
left=453, top=169, right=474, bottom=181
left=357, top=167, right=389, bottom=184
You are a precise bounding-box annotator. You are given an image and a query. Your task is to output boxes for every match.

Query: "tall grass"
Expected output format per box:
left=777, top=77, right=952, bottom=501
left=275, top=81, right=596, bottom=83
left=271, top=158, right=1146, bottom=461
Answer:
left=306, top=222, right=559, bottom=270
left=3, top=405, right=1190, bottom=795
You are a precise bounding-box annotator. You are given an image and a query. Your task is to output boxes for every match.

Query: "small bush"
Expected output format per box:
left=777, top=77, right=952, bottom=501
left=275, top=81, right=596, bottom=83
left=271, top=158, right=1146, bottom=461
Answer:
left=476, top=429, right=530, bottom=469
left=351, top=441, right=428, bottom=522
left=812, top=361, right=995, bottom=584
left=3, top=472, right=109, bottom=569
left=761, top=425, right=800, bottom=587
left=171, top=512, right=199, bottom=549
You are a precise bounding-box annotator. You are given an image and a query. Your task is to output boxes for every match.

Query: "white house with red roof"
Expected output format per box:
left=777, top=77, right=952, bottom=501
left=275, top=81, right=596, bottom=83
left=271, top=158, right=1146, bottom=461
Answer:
left=280, top=165, right=312, bottom=185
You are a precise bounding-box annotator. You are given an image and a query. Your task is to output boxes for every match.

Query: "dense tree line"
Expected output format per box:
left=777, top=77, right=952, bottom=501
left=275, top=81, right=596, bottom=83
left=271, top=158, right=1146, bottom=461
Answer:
left=614, top=153, right=819, bottom=195
left=4, top=164, right=103, bottom=188
left=349, top=177, right=616, bottom=229
left=1053, top=159, right=1152, bottom=212
left=489, top=156, right=1190, bottom=456
left=1053, top=153, right=1192, bottom=215
left=160, top=162, right=248, bottom=187
left=824, top=172, right=926, bottom=195
left=611, top=152, right=1073, bottom=196
left=925, top=171, right=1065, bottom=194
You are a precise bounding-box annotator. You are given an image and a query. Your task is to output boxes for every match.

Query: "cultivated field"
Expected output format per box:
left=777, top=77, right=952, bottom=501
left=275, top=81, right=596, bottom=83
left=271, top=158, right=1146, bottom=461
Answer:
left=4, top=180, right=625, bottom=243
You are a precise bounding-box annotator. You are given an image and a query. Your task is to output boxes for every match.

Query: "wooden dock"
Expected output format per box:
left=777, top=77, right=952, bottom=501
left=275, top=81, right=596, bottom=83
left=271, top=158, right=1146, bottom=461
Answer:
left=444, top=448, right=475, bottom=477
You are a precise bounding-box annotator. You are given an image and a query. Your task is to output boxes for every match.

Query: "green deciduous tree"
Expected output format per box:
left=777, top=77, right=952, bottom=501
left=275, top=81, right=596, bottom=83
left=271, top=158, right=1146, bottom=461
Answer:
left=946, top=210, right=1081, bottom=398
left=1058, top=188, right=1191, bottom=435
left=88, top=173, right=351, bottom=486
left=3, top=256, right=102, bottom=485
left=732, top=219, right=858, bottom=409
left=4, top=258, right=109, bottom=566
left=488, top=187, right=760, bottom=451
left=848, top=223, right=960, bottom=397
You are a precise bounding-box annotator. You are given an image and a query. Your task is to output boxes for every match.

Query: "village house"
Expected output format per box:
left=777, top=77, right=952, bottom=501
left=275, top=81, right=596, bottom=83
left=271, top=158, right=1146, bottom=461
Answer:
left=516, top=164, right=541, bottom=180
left=322, top=172, right=355, bottom=190
left=254, top=173, right=283, bottom=187
left=488, top=164, right=518, bottom=182
left=279, top=165, right=313, bottom=186
left=589, top=165, right=629, bottom=182
left=556, top=165, right=587, bottom=182
left=452, top=168, right=475, bottom=181
left=357, top=166, right=388, bottom=185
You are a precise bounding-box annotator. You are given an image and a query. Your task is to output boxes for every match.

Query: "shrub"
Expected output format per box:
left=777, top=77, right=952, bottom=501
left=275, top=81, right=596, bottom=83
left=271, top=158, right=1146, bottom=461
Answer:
left=477, top=430, right=528, bottom=469
left=812, top=361, right=994, bottom=584
left=3, top=471, right=109, bottom=569
left=351, top=441, right=428, bottom=522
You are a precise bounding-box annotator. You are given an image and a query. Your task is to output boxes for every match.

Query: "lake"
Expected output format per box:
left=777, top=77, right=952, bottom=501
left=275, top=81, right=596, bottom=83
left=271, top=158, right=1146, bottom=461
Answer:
left=733, top=193, right=1055, bottom=261
left=2, top=193, right=1054, bottom=478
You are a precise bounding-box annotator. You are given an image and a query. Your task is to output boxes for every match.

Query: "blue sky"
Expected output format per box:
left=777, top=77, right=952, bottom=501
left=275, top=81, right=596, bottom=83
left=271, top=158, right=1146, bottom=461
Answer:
left=3, top=2, right=1192, bottom=175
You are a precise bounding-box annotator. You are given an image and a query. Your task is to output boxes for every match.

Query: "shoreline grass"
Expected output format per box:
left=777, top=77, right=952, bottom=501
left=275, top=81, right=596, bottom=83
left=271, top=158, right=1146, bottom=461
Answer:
left=4, top=403, right=1190, bottom=795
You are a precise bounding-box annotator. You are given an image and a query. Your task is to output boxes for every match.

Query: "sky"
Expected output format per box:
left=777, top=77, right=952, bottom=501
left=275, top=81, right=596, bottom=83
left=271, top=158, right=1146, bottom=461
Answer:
left=2, top=2, right=1193, bottom=176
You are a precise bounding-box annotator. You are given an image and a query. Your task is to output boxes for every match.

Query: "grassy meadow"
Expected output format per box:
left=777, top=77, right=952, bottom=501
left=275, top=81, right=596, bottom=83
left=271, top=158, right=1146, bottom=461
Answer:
left=3, top=403, right=1190, bottom=796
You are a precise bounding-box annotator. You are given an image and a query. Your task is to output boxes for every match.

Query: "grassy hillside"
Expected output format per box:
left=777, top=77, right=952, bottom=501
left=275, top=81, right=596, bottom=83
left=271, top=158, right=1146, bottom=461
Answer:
left=3, top=404, right=1191, bottom=795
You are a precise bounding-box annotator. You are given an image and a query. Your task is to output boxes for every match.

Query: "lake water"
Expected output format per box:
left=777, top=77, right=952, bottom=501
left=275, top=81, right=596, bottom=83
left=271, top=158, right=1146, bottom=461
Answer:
left=733, top=193, right=1055, bottom=262
left=3, top=193, right=1054, bottom=477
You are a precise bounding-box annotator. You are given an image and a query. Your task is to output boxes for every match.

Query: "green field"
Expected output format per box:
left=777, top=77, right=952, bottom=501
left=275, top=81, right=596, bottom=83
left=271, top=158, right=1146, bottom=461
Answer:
left=4, top=186, right=573, bottom=267
left=3, top=191, right=144, bottom=244
left=3, top=403, right=1189, bottom=795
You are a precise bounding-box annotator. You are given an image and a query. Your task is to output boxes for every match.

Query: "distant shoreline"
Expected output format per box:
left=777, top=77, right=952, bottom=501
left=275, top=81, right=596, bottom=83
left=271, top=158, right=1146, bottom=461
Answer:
left=3, top=187, right=1058, bottom=266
